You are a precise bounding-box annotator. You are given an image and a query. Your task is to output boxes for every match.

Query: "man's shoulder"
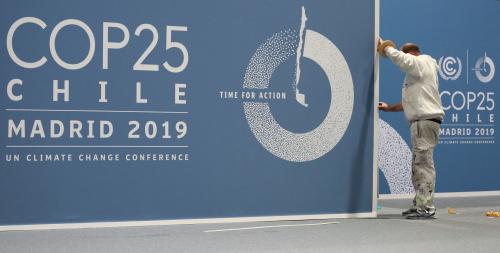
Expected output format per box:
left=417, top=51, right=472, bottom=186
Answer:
left=418, top=54, right=438, bottom=65
left=420, top=54, right=436, bottom=61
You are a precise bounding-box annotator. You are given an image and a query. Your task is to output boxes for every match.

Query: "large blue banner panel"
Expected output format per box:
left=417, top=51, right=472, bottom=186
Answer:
left=1, top=0, right=376, bottom=225
left=379, top=0, right=500, bottom=194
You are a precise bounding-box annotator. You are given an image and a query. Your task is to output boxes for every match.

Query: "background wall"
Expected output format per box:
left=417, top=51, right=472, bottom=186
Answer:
left=379, top=0, right=500, bottom=194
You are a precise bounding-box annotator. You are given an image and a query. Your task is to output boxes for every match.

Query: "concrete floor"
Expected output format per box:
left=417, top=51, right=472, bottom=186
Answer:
left=1, top=196, right=499, bottom=253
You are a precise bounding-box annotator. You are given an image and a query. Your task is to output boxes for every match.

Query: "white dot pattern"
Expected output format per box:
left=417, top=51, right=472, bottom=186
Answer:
left=243, top=29, right=298, bottom=89
left=378, top=119, right=414, bottom=194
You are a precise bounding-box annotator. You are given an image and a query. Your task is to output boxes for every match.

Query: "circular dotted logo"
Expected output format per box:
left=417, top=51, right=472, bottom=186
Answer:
left=473, top=53, right=495, bottom=83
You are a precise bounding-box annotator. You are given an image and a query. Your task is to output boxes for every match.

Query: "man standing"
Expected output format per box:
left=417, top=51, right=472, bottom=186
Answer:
left=378, top=39, right=445, bottom=219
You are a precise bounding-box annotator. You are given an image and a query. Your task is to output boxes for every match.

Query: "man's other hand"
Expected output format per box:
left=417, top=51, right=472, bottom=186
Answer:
left=378, top=102, right=390, bottom=111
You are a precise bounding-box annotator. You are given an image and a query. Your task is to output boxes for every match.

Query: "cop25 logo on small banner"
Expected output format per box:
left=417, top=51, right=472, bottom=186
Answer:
left=437, top=50, right=496, bottom=146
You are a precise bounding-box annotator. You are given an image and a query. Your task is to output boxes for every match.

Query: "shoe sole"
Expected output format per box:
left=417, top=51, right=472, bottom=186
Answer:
left=402, top=212, right=417, bottom=216
left=406, top=214, right=436, bottom=220
left=402, top=209, right=418, bottom=216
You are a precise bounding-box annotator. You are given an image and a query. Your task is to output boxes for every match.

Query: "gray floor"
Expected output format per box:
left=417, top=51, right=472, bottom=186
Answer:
left=1, top=196, right=499, bottom=253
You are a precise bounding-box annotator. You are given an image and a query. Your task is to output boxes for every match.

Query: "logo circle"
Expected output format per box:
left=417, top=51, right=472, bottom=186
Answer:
left=474, top=56, right=495, bottom=83
left=243, top=29, right=354, bottom=162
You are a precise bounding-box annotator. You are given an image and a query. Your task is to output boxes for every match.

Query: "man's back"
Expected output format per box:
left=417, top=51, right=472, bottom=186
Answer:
left=385, top=47, right=444, bottom=122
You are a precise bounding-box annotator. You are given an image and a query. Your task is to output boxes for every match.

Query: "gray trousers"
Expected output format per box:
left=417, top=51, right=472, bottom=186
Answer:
left=410, top=120, right=440, bottom=211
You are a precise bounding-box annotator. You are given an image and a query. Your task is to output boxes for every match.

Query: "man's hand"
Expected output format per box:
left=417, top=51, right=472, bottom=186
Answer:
left=378, top=102, right=403, bottom=112
left=378, top=102, right=390, bottom=112
left=377, top=38, right=396, bottom=57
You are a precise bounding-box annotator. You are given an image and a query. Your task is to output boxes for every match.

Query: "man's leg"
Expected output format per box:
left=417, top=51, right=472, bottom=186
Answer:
left=401, top=196, right=417, bottom=216
left=413, top=147, right=436, bottom=211
left=407, top=120, right=439, bottom=219
left=401, top=160, right=419, bottom=216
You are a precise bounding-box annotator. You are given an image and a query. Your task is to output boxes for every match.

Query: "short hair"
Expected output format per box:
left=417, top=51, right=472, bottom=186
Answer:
left=401, top=43, right=420, bottom=54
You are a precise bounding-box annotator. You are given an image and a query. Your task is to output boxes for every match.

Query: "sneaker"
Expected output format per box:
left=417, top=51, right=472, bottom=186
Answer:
left=402, top=208, right=418, bottom=216
left=406, top=209, right=436, bottom=220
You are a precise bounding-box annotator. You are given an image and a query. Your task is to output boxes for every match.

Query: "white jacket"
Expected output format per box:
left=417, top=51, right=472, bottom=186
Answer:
left=385, top=47, right=445, bottom=122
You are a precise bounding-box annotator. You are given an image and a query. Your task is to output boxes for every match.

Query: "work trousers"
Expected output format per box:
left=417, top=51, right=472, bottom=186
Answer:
left=410, top=120, right=440, bottom=211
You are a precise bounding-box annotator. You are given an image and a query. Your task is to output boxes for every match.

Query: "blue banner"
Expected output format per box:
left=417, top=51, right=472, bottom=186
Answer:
left=1, top=0, right=376, bottom=225
left=379, top=0, right=500, bottom=194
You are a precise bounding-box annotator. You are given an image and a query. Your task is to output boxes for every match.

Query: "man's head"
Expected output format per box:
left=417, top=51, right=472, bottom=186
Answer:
left=401, top=43, right=420, bottom=56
